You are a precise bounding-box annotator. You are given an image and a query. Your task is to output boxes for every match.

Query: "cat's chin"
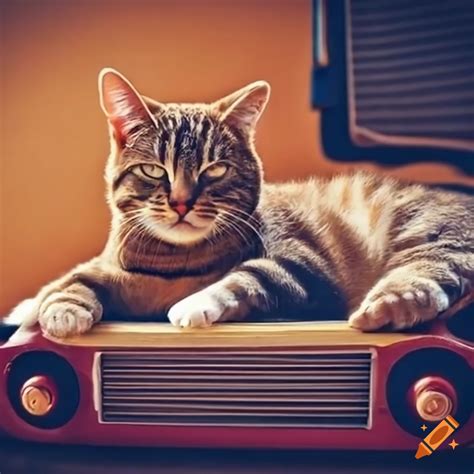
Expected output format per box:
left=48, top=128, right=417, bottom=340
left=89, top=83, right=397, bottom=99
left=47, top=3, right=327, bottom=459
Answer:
left=157, top=222, right=212, bottom=246
left=140, top=215, right=212, bottom=246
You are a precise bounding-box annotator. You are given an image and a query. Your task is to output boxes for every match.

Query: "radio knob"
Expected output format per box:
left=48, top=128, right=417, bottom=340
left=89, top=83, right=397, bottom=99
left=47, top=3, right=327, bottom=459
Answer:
left=411, top=376, right=457, bottom=422
left=20, top=376, right=57, bottom=416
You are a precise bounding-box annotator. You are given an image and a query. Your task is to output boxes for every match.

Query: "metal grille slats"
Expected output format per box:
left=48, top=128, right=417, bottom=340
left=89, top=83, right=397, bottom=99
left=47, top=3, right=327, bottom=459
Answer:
left=348, top=0, right=474, bottom=148
left=100, top=351, right=372, bottom=428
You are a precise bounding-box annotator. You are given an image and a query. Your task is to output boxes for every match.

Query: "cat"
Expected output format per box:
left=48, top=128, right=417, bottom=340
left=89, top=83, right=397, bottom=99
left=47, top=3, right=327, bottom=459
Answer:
left=6, top=68, right=473, bottom=337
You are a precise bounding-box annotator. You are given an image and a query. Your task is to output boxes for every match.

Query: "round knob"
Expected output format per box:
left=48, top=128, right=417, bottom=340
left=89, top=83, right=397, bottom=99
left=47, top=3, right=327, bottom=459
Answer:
left=20, top=376, right=57, bottom=416
left=411, top=376, right=457, bottom=422
left=416, top=390, right=452, bottom=421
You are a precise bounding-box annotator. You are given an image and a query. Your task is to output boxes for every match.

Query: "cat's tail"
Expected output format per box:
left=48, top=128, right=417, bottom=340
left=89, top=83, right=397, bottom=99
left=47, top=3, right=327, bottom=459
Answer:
left=3, top=298, right=39, bottom=327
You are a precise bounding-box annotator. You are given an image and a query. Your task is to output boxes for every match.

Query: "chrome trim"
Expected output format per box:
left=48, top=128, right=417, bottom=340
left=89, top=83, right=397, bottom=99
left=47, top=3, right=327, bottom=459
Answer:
left=92, top=352, right=101, bottom=413
left=314, top=0, right=329, bottom=67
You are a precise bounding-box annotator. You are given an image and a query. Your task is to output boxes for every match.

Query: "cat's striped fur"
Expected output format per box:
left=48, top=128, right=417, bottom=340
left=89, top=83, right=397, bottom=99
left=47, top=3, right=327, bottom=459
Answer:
left=7, top=69, right=473, bottom=336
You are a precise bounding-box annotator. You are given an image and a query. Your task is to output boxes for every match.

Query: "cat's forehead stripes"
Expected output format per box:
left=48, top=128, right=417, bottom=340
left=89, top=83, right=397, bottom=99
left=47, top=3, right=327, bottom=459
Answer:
left=196, top=117, right=214, bottom=165
left=154, top=110, right=225, bottom=176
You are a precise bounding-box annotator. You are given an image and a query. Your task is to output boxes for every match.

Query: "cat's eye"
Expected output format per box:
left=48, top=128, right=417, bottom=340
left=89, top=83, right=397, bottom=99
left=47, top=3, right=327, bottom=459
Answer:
left=203, top=163, right=229, bottom=180
left=133, top=164, right=166, bottom=180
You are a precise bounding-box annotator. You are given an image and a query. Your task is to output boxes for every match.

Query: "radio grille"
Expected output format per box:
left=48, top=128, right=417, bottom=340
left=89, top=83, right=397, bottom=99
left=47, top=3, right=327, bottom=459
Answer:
left=99, top=351, right=372, bottom=428
left=348, top=0, right=474, bottom=151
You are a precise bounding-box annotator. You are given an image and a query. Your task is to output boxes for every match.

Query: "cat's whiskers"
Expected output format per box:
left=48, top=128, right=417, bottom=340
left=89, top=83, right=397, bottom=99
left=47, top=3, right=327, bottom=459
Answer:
left=118, top=212, right=147, bottom=244
left=209, top=219, right=233, bottom=248
left=134, top=207, right=162, bottom=257
left=118, top=207, right=162, bottom=261
left=213, top=201, right=261, bottom=225
left=215, top=212, right=254, bottom=248
left=195, top=204, right=257, bottom=249
left=211, top=201, right=263, bottom=236
left=192, top=207, right=218, bottom=221
left=117, top=213, right=149, bottom=267
left=214, top=208, right=266, bottom=254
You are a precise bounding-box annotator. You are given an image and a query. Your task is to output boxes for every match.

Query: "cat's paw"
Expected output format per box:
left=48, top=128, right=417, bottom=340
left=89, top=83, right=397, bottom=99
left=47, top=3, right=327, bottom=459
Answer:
left=168, top=287, right=246, bottom=328
left=349, top=278, right=449, bottom=331
left=39, top=301, right=94, bottom=337
left=5, top=298, right=38, bottom=326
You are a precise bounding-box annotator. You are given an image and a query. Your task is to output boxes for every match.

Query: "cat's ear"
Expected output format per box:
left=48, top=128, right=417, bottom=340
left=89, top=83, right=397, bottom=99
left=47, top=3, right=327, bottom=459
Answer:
left=213, top=81, right=270, bottom=134
left=98, top=68, right=158, bottom=146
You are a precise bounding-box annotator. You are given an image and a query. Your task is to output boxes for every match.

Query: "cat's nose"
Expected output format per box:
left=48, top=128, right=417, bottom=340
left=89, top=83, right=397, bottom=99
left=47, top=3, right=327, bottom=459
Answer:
left=169, top=200, right=190, bottom=217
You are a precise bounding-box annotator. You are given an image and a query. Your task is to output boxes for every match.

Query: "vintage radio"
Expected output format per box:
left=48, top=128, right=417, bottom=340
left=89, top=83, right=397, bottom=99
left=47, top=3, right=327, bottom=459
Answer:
left=1, top=0, right=473, bottom=451
left=0, top=308, right=472, bottom=449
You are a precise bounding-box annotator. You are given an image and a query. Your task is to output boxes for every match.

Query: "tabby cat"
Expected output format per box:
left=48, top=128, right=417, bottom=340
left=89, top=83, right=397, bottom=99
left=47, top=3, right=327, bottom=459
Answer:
left=7, top=68, right=473, bottom=337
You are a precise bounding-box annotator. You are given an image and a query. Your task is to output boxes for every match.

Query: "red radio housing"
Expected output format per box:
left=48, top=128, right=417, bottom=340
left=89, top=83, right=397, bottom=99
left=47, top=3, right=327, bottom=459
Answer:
left=0, top=319, right=472, bottom=451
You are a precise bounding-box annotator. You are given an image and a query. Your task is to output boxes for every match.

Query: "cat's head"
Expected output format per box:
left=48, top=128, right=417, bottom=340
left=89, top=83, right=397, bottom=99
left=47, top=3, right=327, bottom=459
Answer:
left=98, top=68, right=270, bottom=246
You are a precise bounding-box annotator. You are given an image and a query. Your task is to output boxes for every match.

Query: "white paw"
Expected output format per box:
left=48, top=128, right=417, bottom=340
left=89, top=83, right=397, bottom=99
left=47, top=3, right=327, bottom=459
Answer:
left=168, top=288, right=243, bottom=328
left=349, top=280, right=449, bottom=331
left=5, top=298, right=38, bottom=326
left=39, top=302, right=94, bottom=337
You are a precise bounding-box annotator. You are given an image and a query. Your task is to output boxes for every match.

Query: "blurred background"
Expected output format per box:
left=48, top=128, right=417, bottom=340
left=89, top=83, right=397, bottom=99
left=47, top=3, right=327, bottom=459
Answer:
left=1, top=0, right=472, bottom=314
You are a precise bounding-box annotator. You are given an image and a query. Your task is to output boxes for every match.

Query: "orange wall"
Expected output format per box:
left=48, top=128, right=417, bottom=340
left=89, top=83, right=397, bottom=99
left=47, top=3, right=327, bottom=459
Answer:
left=0, top=0, right=471, bottom=314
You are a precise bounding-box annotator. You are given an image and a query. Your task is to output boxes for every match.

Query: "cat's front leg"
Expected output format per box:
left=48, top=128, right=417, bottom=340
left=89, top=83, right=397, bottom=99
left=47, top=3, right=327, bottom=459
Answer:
left=37, top=281, right=103, bottom=337
left=167, top=274, right=253, bottom=328
left=168, top=253, right=343, bottom=328
left=6, top=261, right=107, bottom=337
left=349, top=262, right=470, bottom=331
